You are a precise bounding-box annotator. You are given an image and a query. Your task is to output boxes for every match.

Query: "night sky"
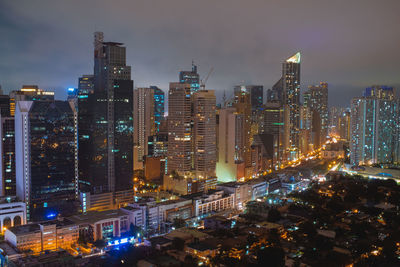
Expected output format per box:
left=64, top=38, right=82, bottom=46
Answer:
left=1, top=0, right=399, bottom=107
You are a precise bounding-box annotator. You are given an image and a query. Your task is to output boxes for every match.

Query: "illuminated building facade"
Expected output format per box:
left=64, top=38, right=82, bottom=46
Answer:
left=266, top=77, right=283, bottom=103
left=167, top=82, right=193, bottom=176
left=303, top=82, right=329, bottom=148
left=193, top=90, right=216, bottom=180
left=350, top=86, right=398, bottom=165
left=179, top=62, right=200, bottom=93
left=261, top=102, right=284, bottom=167
left=15, top=100, right=78, bottom=221
left=133, top=87, right=165, bottom=170
left=282, top=52, right=301, bottom=161
left=79, top=32, right=133, bottom=195
left=9, top=85, right=55, bottom=117
left=233, top=90, right=252, bottom=180
left=234, top=85, right=264, bottom=112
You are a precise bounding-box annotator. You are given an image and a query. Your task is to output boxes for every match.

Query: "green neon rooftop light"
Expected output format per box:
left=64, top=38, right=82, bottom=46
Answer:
left=286, top=52, right=301, bottom=63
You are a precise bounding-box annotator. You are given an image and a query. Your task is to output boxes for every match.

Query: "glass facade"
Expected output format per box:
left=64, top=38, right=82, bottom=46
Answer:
left=29, top=101, right=76, bottom=220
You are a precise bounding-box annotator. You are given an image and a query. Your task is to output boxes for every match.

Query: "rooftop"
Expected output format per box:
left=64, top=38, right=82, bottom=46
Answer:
left=68, top=209, right=128, bottom=225
left=7, top=224, right=40, bottom=236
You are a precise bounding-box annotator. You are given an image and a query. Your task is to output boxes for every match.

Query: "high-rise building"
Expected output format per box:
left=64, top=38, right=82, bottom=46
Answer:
left=179, top=62, right=200, bottom=93
left=233, top=85, right=264, bottom=111
left=266, top=78, right=283, bottom=103
left=79, top=32, right=133, bottom=195
left=167, top=83, right=193, bottom=176
left=0, top=116, right=15, bottom=196
left=303, top=82, right=329, bottom=148
left=282, top=52, right=301, bottom=161
left=15, top=100, right=78, bottom=221
left=193, top=90, right=216, bottom=179
left=350, top=86, right=398, bottom=165
left=261, top=102, right=284, bottom=168
left=9, top=85, right=55, bottom=116
left=233, top=90, right=253, bottom=179
left=133, top=87, right=165, bottom=170
left=338, top=109, right=351, bottom=141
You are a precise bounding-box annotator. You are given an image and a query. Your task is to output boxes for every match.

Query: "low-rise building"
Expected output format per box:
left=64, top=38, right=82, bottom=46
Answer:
left=5, top=218, right=78, bottom=253
left=79, top=189, right=134, bottom=213
left=0, top=198, right=26, bottom=231
left=127, top=198, right=193, bottom=234
left=217, top=179, right=268, bottom=210
left=182, top=189, right=234, bottom=217
left=68, top=209, right=129, bottom=241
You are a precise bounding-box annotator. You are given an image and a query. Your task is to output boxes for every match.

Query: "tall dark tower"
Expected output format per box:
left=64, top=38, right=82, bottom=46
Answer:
left=282, top=52, right=301, bottom=161
left=79, top=32, right=133, bottom=194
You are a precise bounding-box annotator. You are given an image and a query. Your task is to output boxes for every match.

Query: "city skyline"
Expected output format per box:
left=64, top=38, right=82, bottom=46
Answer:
left=1, top=0, right=400, bottom=107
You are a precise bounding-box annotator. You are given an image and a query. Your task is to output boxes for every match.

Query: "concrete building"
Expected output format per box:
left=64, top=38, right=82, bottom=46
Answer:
left=193, top=90, right=217, bottom=180
left=282, top=52, right=301, bottom=161
left=182, top=189, right=234, bottom=217
left=350, top=86, right=398, bottom=165
left=69, top=209, right=129, bottom=241
left=217, top=179, right=268, bottom=210
left=0, top=198, right=26, bottom=231
left=304, top=82, right=329, bottom=148
left=133, top=87, right=165, bottom=170
left=79, top=189, right=134, bottom=213
left=5, top=219, right=78, bottom=253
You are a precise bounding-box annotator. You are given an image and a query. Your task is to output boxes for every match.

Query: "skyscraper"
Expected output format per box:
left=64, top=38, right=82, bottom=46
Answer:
left=261, top=102, right=284, bottom=168
left=267, top=77, right=283, bottom=103
left=282, top=52, right=301, bottom=161
left=350, top=86, right=398, bottom=165
left=133, top=87, right=165, bottom=170
left=15, top=100, right=78, bottom=221
left=0, top=93, right=14, bottom=197
left=193, top=90, right=216, bottom=179
left=167, top=83, right=192, bottom=176
left=233, top=90, right=252, bottom=179
left=79, top=32, right=133, bottom=194
left=179, top=62, right=200, bottom=93
left=303, top=82, right=329, bottom=148
left=9, top=85, right=55, bottom=116
left=233, top=85, right=264, bottom=111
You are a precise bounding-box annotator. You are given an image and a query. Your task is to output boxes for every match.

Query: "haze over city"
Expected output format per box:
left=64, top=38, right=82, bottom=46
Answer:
left=1, top=0, right=400, bottom=106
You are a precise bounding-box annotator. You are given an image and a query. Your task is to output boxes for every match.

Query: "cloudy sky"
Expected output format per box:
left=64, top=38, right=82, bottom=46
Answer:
left=1, top=0, right=399, bottom=107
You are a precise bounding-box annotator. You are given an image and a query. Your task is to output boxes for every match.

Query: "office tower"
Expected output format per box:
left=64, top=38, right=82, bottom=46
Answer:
left=233, top=90, right=252, bottom=179
left=179, top=62, right=200, bottom=93
left=303, top=82, right=329, bottom=148
left=216, top=107, right=244, bottom=182
left=364, top=85, right=395, bottom=99
left=79, top=32, right=134, bottom=194
left=9, top=85, right=55, bottom=116
left=261, top=102, right=284, bottom=168
left=15, top=100, right=78, bottom=221
left=338, top=109, right=351, bottom=141
left=167, top=83, right=192, bottom=176
left=299, top=106, right=313, bottom=155
left=133, top=87, right=165, bottom=170
left=0, top=91, right=14, bottom=196
left=150, top=86, right=165, bottom=133
left=234, top=85, right=264, bottom=111
left=350, top=87, right=398, bottom=165
left=0, top=116, right=15, bottom=197
left=193, top=90, right=216, bottom=179
left=329, top=106, right=341, bottom=136
left=267, top=77, right=283, bottom=103
left=282, top=52, right=301, bottom=161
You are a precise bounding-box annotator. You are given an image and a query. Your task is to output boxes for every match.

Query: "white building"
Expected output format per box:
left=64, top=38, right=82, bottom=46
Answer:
left=0, top=199, right=26, bottom=230
left=183, top=189, right=234, bottom=217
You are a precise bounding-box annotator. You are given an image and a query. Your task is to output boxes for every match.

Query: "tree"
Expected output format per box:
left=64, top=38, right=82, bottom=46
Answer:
left=183, top=255, right=198, bottom=267
left=172, top=237, right=185, bottom=250
left=256, top=246, right=285, bottom=267
left=267, top=208, right=281, bottom=223
left=172, top=218, right=186, bottom=229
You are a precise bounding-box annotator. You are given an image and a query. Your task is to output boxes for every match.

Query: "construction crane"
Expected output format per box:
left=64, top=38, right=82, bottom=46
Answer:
left=200, top=67, right=214, bottom=90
